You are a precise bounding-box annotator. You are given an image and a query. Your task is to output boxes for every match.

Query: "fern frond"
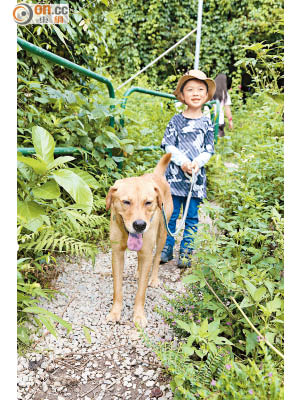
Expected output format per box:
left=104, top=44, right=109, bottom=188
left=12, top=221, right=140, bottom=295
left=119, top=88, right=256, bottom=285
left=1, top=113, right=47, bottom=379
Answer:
left=19, top=227, right=98, bottom=259
left=198, top=350, right=225, bottom=386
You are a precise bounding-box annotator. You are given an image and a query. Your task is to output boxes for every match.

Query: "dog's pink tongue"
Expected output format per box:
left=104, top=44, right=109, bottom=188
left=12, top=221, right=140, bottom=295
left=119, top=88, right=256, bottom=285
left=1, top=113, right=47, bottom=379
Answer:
left=127, top=233, right=143, bottom=251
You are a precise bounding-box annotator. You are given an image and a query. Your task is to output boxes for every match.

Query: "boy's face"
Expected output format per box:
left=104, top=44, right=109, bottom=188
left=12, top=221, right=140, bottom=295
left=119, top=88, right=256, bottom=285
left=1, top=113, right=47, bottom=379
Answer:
left=182, top=79, right=208, bottom=109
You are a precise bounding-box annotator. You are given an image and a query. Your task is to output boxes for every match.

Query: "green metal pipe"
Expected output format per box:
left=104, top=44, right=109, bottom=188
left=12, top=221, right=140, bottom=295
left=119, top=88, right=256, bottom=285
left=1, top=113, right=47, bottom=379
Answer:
left=17, top=38, right=115, bottom=99
left=136, top=145, right=161, bottom=151
left=18, top=147, right=82, bottom=155
left=121, top=86, right=176, bottom=107
left=17, top=37, right=115, bottom=127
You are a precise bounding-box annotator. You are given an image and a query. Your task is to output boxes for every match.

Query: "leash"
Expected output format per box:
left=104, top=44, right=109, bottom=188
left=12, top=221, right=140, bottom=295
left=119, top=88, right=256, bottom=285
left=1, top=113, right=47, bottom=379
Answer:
left=161, top=169, right=197, bottom=238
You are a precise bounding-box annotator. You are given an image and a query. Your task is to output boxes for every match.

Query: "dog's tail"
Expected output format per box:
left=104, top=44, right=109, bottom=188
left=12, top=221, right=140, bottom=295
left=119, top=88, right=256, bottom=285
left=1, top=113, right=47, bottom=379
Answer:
left=153, top=153, right=172, bottom=176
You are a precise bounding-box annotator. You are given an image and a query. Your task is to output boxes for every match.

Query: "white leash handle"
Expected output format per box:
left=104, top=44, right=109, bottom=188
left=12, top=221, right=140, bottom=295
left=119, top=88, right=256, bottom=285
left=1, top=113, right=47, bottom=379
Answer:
left=162, top=169, right=198, bottom=238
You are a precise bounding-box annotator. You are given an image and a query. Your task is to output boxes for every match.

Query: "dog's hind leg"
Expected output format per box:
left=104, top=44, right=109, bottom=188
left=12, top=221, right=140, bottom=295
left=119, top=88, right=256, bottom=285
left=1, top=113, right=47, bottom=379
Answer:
left=106, top=247, right=125, bottom=323
left=149, top=225, right=167, bottom=288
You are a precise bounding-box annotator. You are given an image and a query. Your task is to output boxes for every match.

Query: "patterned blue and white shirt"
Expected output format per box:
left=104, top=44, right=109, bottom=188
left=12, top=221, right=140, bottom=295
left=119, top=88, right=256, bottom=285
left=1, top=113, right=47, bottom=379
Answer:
left=161, top=113, right=214, bottom=199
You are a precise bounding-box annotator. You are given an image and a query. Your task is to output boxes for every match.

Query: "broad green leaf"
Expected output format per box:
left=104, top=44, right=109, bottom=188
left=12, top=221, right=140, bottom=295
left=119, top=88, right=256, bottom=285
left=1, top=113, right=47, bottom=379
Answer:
left=246, top=42, right=264, bottom=52
left=17, top=326, right=30, bottom=345
left=265, top=332, right=276, bottom=344
left=32, top=126, right=55, bottom=165
left=195, top=348, right=207, bottom=358
left=187, top=334, right=196, bottom=347
left=253, top=287, right=267, bottom=302
left=17, top=200, right=46, bottom=223
left=174, top=376, right=184, bottom=387
left=246, top=332, right=258, bottom=355
left=266, top=297, right=282, bottom=313
left=47, top=156, right=75, bottom=170
left=190, top=322, right=199, bottom=337
left=264, top=280, right=275, bottom=296
left=175, top=319, right=191, bottom=333
left=33, top=180, right=61, bottom=199
left=208, top=318, right=220, bottom=333
left=17, top=258, right=31, bottom=265
left=52, top=169, right=93, bottom=214
left=182, top=344, right=194, bottom=356
left=207, top=342, right=217, bottom=354
left=240, top=296, right=254, bottom=308
left=214, top=336, right=234, bottom=346
left=243, top=279, right=257, bottom=298
left=199, top=319, right=209, bottom=336
left=39, top=315, right=58, bottom=338
left=17, top=153, right=47, bottom=174
left=24, top=216, right=44, bottom=232
left=251, top=252, right=262, bottom=264
left=17, top=160, right=34, bottom=180
left=182, top=274, right=200, bottom=284
left=266, top=93, right=284, bottom=105
left=67, top=168, right=100, bottom=189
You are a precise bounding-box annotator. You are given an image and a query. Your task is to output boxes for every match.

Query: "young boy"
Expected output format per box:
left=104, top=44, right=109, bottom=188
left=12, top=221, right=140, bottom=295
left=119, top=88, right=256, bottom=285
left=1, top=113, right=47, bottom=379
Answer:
left=160, top=70, right=216, bottom=268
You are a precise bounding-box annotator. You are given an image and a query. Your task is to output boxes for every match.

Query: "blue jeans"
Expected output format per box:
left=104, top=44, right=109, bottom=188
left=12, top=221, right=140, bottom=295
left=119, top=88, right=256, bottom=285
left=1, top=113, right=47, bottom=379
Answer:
left=165, top=195, right=202, bottom=252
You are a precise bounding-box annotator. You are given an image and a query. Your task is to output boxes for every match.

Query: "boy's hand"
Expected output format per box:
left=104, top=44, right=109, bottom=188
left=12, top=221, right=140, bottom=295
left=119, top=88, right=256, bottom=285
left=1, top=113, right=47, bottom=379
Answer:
left=190, top=160, right=199, bottom=174
left=181, top=161, right=199, bottom=175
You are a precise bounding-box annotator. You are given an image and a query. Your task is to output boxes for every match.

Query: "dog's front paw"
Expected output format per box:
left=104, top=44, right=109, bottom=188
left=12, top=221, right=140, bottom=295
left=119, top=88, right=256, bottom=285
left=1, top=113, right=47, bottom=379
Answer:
left=133, top=312, right=147, bottom=328
left=106, top=307, right=121, bottom=323
left=148, top=276, right=160, bottom=288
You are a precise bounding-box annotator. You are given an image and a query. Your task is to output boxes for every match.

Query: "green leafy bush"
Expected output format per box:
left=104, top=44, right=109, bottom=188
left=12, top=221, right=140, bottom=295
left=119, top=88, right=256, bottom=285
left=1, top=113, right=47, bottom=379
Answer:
left=149, top=89, right=283, bottom=397
left=17, top=125, right=110, bottom=345
left=101, top=0, right=283, bottom=89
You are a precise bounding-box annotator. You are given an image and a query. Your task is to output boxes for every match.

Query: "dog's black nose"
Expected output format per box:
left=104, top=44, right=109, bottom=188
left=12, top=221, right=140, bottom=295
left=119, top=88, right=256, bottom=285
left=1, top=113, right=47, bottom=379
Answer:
left=133, top=219, right=147, bottom=233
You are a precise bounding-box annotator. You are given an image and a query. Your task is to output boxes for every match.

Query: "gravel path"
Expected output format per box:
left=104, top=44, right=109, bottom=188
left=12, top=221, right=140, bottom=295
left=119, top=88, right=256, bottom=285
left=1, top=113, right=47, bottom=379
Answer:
left=17, top=202, right=217, bottom=400
left=17, top=246, right=186, bottom=400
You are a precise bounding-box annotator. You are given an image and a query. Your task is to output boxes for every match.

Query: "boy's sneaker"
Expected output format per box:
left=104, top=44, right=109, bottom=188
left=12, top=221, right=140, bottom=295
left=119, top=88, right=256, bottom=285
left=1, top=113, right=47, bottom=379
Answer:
left=177, top=249, right=193, bottom=268
left=160, top=244, right=174, bottom=264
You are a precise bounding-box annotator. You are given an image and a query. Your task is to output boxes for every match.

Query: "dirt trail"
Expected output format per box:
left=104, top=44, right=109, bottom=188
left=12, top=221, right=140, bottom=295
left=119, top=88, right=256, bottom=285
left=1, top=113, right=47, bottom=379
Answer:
left=17, top=205, right=216, bottom=400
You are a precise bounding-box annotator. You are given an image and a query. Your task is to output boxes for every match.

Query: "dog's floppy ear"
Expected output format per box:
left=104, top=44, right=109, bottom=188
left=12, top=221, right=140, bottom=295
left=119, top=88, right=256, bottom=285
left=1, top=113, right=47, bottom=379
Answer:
left=154, top=186, right=163, bottom=209
left=106, top=186, right=118, bottom=210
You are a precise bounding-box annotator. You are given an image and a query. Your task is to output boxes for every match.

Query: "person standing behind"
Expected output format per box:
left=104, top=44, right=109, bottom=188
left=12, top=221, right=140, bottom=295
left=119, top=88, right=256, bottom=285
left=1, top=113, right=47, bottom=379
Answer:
left=160, top=70, right=216, bottom=268
left=213, top=73, right=233, bottom=137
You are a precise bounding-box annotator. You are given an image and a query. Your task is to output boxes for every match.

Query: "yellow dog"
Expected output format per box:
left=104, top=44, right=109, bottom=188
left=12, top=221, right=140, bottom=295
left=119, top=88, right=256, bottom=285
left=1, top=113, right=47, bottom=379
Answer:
left=105, top=154, right=173, bottom=327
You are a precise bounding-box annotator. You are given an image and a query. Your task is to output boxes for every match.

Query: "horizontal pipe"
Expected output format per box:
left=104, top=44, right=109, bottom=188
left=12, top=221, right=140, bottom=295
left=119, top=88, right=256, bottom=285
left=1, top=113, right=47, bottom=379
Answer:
left=121, top=86, right=176, bottom=109
left=17, top=38, right=115, bottom=99
left=17, top=146, right=162, bottom=155
left=18, top=147, right=82, bottom=155
left=136, top=146, right=161, bottom=151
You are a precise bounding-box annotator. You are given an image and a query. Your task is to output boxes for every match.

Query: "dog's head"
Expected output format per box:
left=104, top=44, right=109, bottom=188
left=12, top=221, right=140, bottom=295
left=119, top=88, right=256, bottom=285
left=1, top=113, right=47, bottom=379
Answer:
left=106, top=176, right=163, bottom=236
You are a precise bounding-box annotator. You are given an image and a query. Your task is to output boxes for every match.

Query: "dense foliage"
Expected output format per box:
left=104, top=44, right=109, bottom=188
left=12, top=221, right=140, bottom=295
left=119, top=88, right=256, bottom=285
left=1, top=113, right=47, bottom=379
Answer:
left=150, top=91, right=283, bottom=398
left=101, top=0, right=283, bottom=90
left=17, top=1, right=283, bottom=397
left=17, top=0, right=283, bottom=91
left=144, top=38, right=284, bottom=397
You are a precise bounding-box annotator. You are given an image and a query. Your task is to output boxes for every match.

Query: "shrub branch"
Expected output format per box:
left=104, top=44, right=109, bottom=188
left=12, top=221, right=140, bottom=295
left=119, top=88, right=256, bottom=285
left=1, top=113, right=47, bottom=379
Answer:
left=230, top=296, right=284, bottom=359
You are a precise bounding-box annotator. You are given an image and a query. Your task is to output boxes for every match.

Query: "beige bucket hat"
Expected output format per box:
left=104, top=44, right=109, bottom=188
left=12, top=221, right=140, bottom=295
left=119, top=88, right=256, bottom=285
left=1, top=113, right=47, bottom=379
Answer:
left=174, top=69, right=216, bottom=103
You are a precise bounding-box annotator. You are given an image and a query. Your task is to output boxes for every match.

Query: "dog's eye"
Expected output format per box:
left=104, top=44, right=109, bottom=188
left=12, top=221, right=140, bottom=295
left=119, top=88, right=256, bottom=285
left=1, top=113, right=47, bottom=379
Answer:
left=145, top=201, right=152, bottom=206
left=122, top=200, right=130, bottom=205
